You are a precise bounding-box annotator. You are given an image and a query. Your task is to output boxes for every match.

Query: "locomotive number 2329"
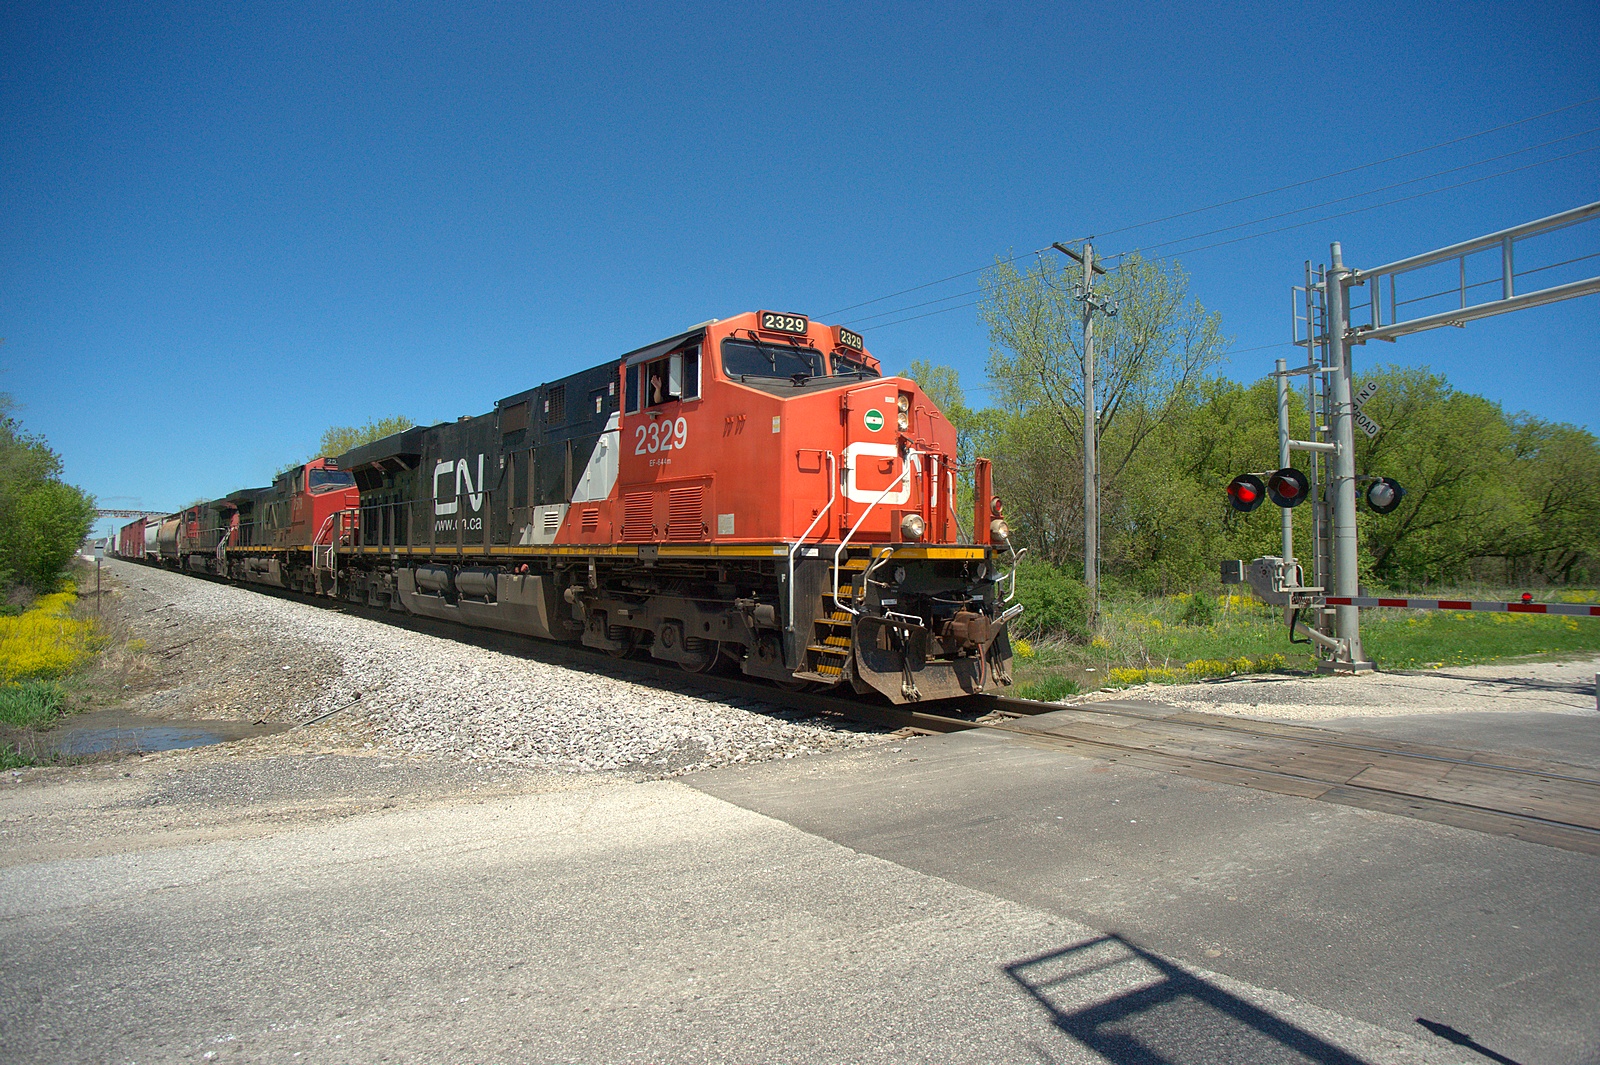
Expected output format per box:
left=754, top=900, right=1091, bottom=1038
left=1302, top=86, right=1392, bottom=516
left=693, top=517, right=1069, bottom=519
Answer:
left=759, top=311, right=809, bottom=335
left=635, top=417, right=689, bottom=455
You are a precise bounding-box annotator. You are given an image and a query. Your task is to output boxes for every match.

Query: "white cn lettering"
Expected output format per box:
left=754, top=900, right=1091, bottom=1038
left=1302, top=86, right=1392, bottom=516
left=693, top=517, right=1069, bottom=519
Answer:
left=457, top=454, right=485, bottom=512
left=433, top=460, right=458, bottom=516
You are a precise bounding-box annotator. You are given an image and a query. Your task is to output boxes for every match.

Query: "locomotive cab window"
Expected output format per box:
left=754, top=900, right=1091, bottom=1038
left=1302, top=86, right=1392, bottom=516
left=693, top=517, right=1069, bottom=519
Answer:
left=640, top=345, right=700, bottom=408
left=308, top=468, right=355, bottom=493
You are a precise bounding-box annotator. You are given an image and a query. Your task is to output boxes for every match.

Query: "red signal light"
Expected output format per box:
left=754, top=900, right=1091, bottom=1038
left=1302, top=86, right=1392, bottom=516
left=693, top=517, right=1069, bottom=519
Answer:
left=1226, top=474, right=1267, bottom=513
left=1267, top=467, right=1310, bottom=508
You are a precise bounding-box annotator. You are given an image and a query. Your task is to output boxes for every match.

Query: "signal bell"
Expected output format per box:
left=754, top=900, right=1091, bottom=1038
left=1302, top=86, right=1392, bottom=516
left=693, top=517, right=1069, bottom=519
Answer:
left=1267, top=467, right=1310, bottom=508
left=1365, top=477, right=1405, bottom=514
left=1226, top=474, right=1266, bottom=513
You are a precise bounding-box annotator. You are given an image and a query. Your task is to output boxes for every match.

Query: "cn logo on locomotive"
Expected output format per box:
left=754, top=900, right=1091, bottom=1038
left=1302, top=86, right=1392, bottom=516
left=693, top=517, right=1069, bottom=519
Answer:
left=433, top=455, right=486, bottom=516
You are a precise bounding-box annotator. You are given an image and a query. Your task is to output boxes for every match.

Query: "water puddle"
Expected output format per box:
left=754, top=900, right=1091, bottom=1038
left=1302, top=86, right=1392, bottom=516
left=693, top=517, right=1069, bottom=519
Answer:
left=40, top=710, right=292, bottom=758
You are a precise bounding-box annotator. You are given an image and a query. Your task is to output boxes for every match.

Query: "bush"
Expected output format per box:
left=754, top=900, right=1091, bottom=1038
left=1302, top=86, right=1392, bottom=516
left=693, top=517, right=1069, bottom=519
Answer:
left=1178, top=592, right=1218, bottom=627
left=1013, top=559, right=1090, bottom=640
left=2, top=482, right=96, bottom=590
left=0, top=400, right=97, bottom=591
left=0, top=680, right=66, bottom=727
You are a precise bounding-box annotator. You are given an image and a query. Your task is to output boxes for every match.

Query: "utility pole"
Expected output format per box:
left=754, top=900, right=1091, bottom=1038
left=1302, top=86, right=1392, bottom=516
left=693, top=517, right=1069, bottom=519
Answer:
left=1052, top=241, right=1115, bottom=627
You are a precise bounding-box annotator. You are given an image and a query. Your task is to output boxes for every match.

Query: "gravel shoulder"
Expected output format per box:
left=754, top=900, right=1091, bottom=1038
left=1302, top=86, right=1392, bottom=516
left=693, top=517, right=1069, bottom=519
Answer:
left=62, top=560, right=886, bottom=774
left=4, top=561, right=889, bottom=863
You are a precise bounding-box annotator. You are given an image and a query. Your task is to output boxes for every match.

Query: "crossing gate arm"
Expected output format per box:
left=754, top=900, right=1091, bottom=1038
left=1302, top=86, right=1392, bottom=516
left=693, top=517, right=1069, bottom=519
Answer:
left=1323, top=595, right=1600, bottom=618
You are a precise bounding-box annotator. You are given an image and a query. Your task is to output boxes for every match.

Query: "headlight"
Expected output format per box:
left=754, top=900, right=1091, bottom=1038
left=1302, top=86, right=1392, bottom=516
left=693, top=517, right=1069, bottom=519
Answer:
left=896, top=393, right=911, bottom=412
left=990, top=518, right=1011, bottom=542
left=900, top=513, right=926, bottom=542
left=897, top=409, right=910, bottom=430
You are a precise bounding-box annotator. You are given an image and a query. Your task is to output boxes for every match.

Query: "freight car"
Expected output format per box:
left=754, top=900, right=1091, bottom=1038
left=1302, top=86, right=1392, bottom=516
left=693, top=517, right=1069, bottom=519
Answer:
left=136, top=311, right=1023, bottom=703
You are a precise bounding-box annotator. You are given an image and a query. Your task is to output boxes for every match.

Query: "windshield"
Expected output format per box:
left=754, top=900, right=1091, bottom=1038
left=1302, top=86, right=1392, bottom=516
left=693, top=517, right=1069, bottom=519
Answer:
left=722, top=338, right=825, bottom=380
left=830, top=352, right=880, bottom=378
left=308, top=468, right=356, bottom=494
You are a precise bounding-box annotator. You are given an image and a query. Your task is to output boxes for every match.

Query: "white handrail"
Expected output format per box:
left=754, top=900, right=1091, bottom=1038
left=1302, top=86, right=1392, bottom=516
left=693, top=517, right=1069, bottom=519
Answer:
left=833, top=449, right=922, bottom=615
left=786, top=451, right=837, bottom=632
left=1003, top=546, right=1027, bottom=602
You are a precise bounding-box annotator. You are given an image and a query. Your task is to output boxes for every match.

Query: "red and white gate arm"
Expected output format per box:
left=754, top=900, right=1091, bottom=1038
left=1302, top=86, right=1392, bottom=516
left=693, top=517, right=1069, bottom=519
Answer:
left=1324, top=596, right=1600, bottom=618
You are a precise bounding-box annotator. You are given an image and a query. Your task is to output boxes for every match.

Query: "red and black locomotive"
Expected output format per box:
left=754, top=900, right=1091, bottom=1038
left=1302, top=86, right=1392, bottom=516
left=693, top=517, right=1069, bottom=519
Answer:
left=117, top=311, right=1022, bottom=702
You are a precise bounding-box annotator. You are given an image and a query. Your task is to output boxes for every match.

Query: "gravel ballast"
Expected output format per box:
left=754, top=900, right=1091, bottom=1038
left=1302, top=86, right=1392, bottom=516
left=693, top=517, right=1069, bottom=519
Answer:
left=104, top=560, right=884, bottom=774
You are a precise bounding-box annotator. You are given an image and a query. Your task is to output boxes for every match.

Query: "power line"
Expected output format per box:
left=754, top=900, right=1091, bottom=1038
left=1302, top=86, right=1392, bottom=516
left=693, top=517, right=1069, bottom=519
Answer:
left=852, top=128, right=1599, bottom=328
left=823, top=95, right=1600, bottom=327
left=1089, top=95, right=1600, bottom=244
left=1125, top=143, right=1600, bottom=268
left=860, top=143, right=1598, bottom=333
left=1105, top=125, right=1600, bottom=265
left=819, top=247, right=1051, bottom=318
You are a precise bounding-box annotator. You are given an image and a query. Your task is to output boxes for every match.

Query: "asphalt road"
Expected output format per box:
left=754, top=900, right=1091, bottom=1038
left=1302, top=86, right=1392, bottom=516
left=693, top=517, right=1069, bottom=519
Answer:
left=0, top=732, right=1479, bottom=1065
left=691, top=716, right=1600, bottom=1065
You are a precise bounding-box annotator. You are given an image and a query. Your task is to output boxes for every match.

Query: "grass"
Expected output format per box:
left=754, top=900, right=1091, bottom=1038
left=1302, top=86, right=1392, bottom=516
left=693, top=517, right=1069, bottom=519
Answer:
left=0, top=680, right=67, bottom=728
left=1012, top=588, right=1600, bottom=694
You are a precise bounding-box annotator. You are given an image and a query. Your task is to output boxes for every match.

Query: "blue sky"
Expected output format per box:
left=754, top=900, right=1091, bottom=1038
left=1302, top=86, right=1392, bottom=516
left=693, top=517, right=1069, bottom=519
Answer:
left=2, top=2, right=1596, bottom=537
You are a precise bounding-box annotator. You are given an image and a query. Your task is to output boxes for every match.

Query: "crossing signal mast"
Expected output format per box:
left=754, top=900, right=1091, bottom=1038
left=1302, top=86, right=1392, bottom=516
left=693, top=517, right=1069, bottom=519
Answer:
left=1224, top=200, right=1600, bottom=671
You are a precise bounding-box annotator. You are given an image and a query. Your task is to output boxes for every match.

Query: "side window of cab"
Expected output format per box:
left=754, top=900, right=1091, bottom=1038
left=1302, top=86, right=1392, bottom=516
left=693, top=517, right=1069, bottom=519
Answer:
left=625, top=345, right=701, bottom=414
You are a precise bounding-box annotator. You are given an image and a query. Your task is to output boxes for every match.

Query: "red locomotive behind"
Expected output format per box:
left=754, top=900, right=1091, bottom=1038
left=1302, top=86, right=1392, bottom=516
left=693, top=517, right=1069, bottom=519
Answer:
left=118, top=311, right=1023, bottom=703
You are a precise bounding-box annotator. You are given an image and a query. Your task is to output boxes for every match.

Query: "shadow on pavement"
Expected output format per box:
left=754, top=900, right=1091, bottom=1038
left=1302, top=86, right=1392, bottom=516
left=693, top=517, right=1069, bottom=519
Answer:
left=1005, top=935, right=1372, bottom=1065
left=1414, top=1018, right=1523, bottom=1065
left=1422, top=671, right=1597, bottom=698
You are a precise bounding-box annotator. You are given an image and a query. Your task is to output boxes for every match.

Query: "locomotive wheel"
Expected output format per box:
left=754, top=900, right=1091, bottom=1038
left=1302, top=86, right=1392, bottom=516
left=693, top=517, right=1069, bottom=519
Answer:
left=774, top=676, right=812, bottom=692
left=605, top=635, right=637, bottom=659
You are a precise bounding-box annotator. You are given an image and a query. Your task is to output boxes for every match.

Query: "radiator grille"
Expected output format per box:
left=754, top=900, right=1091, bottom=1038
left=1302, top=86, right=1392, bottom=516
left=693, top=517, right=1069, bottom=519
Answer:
left=622, top=492, right=653, bottom=541
left=542, top=508, right=563, bottom=534
left=667, top=485, right=704, bottom=542
left=580, top=507, right=600, bottom=535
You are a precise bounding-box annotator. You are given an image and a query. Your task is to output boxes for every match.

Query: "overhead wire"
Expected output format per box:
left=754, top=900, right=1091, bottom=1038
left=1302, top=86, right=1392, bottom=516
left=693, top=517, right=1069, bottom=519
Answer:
left=1087, top=95, right=1600, bottom=244
left=849, top=128, right=1600, bottom=329
left=1113, top=143, right=1600, bottom=269
left=829, top=95, right=1600, bottom=330
left=1101, top=125, right=1600, bottom=265
left=860, top=142, right=1597, bottom=333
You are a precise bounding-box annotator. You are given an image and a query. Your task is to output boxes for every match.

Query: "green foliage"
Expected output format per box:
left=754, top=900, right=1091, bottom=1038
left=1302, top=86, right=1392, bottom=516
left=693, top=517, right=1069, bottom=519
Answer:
left=977, top=253, right=1228, bottom=573
left=284, top=416, right=416, bottom=473
left=1012, top=674, right=1080, bottom=702
left=902, top=360, right=978, bottom=523
left=1178, top=592, right=1217, bottom=627
left=1013, top=559, right=1090, bottom=640
left=1008, top=591, right=1600, bottom=695
left=0, top=397, right=96, bottom=591
left=0, top=680, right=66, bottom=728
left=317, top=415, right=415, bottom=460
left=1352, top=367, right=1600, bottom=587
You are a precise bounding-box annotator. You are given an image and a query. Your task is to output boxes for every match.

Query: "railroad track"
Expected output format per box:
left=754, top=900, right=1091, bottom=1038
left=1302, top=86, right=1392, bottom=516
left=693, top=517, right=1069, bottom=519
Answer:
left=946, top=694, right=1600, bottom=857
left=132, top=566, right=1600, bottom=857
left=485, top=641, right=1600, bottom=859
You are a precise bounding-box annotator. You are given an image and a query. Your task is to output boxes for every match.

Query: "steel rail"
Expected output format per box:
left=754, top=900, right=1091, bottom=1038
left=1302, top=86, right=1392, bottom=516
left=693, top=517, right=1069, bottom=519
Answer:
left=975, top=694, right=1600, bottom=787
